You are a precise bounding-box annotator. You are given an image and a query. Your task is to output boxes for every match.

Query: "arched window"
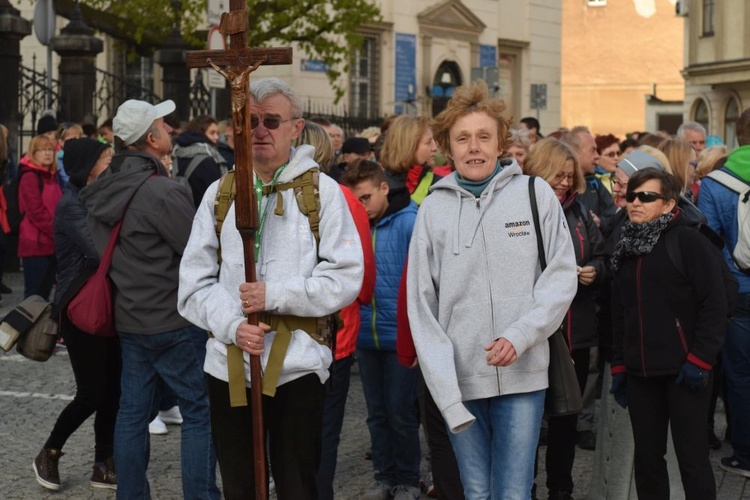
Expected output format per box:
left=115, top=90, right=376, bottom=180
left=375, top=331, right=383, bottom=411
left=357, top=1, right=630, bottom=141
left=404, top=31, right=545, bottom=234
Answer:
left=725, top=97, right=740, bottom=149
left=693, top=98, right=710, bottom=132
left=431, top=61, right=462, bottom=116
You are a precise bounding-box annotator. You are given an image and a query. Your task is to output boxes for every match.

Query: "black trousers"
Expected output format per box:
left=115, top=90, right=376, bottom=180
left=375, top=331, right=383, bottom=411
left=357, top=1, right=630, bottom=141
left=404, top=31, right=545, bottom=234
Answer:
left=207, top=373, right=325, bottom=500
left=628, top=373, right=716, bottom=500
left=419, top=371, right=465, bottom=500
left=544, top=347, right=590, bottom=494
left=46, top=314, right=121, bottom=462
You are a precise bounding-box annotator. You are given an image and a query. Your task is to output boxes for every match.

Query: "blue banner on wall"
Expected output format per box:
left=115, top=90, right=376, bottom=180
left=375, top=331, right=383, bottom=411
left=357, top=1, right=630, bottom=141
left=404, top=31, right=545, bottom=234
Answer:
left=480, top=45, right=497, bottom=68
left=395, top=33, right=417, bottom=115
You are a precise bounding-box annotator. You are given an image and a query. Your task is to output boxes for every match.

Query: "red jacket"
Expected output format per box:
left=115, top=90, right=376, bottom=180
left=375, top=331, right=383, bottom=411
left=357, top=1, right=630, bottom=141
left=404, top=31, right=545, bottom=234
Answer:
left=396, top=259, right=416, bottom=367
left=336, top=185, right=376, bottom=359
left=17, top=156, right=62, bottom=257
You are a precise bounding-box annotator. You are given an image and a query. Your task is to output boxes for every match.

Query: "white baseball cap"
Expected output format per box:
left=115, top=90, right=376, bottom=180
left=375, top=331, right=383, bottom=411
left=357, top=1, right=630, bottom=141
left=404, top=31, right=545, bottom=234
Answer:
left=113, top=99, right=176, bottom=146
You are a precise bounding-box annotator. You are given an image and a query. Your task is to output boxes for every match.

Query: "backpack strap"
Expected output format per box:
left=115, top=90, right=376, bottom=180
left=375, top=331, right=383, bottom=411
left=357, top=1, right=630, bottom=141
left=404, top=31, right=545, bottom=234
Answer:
left=707, top=170, right=750, bottom=200
left=179, top=154, right=208, bottom=183
left=261, top=168, right=321, bottom=250
left=213, top=171, right=236, bottom=265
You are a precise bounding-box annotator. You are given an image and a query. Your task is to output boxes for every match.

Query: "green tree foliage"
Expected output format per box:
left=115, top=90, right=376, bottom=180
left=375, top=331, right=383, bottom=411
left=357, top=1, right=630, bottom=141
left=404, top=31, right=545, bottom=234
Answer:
left=78, top=0, right=381, bottom=101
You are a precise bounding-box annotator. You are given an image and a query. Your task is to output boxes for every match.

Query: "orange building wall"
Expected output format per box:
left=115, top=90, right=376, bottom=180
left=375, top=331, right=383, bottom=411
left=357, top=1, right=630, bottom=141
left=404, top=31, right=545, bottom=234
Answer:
left=561, top=0, right=684, bottom=139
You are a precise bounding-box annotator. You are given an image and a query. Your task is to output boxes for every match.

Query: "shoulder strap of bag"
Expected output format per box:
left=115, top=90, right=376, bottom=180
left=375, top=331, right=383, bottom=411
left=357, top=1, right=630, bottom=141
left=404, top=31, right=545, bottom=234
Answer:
left=180, top=154, right=208, bottom=181
left=260, top=168, right=321, bottom=249
left=707, top=170, right=750, bottom=196
left=528, top=176, right=547, bottom=271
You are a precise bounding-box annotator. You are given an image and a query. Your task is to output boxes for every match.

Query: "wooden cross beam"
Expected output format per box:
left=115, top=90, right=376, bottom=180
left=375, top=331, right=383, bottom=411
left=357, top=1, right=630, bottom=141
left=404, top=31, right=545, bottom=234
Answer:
left=186, top=2, right=292, bottom=499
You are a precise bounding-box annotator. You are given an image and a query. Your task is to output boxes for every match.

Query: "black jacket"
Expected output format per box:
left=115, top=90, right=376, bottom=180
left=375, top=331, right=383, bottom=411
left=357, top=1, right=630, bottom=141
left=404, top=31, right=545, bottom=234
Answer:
left=52, top=185, right=99, bottom=312
left=173, top=131, right=226, bottom=207
left=562, top=197, right=608, bottom=350
left=578, top=173, right=617, bottom=231
left=612, top=215, right=728, bottom=377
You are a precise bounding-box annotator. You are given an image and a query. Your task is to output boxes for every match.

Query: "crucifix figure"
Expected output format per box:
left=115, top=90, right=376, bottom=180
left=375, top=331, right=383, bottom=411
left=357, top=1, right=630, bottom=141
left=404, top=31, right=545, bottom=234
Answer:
left=186, top=1, right=292, bottom=498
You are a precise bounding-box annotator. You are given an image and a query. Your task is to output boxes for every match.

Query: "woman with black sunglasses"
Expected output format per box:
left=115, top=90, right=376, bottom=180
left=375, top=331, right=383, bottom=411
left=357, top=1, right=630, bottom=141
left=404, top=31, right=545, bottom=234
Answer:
left=609, top=167, right=727, bottom=500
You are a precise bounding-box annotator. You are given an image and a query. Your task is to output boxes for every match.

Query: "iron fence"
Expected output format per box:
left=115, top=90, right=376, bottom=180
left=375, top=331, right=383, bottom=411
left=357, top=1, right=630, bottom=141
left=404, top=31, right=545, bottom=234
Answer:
left=93, top=68, right=161, bottom=124
left=303, top=100, right=383, bottom=139
left=17, top=56, right=68, bottom=156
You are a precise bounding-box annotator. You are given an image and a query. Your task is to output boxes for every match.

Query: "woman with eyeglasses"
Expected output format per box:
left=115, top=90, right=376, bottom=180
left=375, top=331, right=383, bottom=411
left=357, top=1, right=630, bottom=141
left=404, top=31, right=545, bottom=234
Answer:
left=609, top=167, right=727, bottom=500
left=524, top=138, right=607, bottom=500
left=594, top=134, right=621, bottom=195
left=17, top=134, right=63, bottom=298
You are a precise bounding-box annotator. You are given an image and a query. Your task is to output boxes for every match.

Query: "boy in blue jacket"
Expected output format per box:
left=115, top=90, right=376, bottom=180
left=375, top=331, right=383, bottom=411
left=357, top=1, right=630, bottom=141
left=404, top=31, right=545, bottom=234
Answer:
left=343, top=159, right=421, bottom=500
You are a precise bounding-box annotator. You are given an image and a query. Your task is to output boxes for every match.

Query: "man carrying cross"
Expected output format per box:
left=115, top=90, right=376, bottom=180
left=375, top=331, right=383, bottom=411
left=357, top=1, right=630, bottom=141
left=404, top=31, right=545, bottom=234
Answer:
left=178, top=77, right=363, bottom=499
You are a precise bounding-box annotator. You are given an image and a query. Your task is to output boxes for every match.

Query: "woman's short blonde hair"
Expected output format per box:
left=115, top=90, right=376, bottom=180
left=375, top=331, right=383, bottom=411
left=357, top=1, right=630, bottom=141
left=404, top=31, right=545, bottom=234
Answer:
left=524, top=138, right=585, bottom=194
left=431, top=80, right=511, bottom=166
left=295, top=121, right=334, bottom=172
left=637, top=145, right=673, bottom=174
left=696, top=145, right=728, bottom=179
left=58, top=123, right=84, bottom=142
left=379, top=115, right=430, bottom=174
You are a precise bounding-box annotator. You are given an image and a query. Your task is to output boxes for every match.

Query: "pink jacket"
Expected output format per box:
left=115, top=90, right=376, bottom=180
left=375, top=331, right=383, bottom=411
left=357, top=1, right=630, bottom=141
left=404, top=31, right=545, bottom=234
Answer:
left=17, top=156, right=62, bottom=257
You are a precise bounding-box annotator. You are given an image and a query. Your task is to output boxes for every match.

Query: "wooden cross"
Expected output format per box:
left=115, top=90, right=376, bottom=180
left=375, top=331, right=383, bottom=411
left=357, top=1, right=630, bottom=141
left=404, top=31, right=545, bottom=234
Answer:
left=186, top=2, right=292, bottom=498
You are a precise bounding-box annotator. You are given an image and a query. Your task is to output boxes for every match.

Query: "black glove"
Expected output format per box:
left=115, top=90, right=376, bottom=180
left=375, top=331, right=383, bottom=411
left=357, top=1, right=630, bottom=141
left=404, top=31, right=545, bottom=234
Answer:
left=675, top=361, right=709, bottom=392
left=610, top=373, right=628, bottom=409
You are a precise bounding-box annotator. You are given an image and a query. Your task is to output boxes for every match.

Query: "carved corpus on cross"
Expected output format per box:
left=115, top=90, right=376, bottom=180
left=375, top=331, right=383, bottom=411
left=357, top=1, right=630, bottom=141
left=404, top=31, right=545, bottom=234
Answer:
left=186, top=1, right=292, bottom=498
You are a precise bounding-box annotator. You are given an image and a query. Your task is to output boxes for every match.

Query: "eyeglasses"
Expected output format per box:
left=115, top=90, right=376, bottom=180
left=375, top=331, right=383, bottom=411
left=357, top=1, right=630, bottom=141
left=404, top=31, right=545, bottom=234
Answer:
left=625, top=191, right=667, bottom=203
left=35, top=148, right=55, bottom=153
left=603, top=151, right=621, bottom=158
left=250, top=116, right=292, bottom=130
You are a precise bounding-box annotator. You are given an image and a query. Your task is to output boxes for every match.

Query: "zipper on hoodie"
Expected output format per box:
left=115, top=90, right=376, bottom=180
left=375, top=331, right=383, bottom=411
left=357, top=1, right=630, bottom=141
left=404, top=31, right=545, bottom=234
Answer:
left=675, top=318, right=688, bottom=353
left=371, top=226, right=380, bottom=349
left=478, top=211, right=499, bottom=388
left=566, top=311, right=573, bottom=353
left=636, top=257, right=647, bottom=377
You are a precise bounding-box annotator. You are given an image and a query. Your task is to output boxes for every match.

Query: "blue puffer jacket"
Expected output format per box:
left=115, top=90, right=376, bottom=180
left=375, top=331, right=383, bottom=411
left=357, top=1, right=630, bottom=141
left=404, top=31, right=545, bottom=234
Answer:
left=698, top=158, right=750, bottom=293
left=358, top=188, right=417, bottom=351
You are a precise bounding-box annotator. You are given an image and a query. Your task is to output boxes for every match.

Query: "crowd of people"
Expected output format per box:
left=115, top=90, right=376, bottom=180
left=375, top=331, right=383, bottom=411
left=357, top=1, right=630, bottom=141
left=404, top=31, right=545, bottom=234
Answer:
left=1, top=75, right=749, bottom=500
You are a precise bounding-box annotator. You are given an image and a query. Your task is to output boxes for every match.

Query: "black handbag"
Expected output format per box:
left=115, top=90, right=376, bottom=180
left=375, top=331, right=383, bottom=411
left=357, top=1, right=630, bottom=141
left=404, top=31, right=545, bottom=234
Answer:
left=528, top=176, right=583, bottom=417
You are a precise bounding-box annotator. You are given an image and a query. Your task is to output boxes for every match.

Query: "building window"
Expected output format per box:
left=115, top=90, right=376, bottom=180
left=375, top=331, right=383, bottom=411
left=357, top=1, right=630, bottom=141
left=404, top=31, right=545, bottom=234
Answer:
left=703, top=0, right=715, bottom=36
left=349, top=34, right=380, bottom=119
left=693, top=98, right=710, bottom=132
left=725, top=97, right=740, bottom=149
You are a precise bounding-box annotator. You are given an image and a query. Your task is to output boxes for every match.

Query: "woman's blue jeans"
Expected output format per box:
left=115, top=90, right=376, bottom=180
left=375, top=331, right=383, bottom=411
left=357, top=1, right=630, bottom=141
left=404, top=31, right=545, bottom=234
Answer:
left=447, top=390, right=545, bottom=500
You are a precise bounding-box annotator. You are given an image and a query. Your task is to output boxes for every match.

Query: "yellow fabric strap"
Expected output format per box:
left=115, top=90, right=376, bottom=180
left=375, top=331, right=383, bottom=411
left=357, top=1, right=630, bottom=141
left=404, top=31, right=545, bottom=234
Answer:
left=226, top=344, right=248, bottom=407
left=411, top=171, right=434, bottom=205
left=213, top=171, right=237, bottom=265
left=259, top=313, right=320, bottom=397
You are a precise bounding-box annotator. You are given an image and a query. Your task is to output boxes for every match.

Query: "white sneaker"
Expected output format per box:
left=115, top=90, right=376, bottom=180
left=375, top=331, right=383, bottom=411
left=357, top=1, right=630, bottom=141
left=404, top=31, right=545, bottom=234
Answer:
left=158, top=405, right=183, bottom=425
left=148, top=415, right=168, bottom=435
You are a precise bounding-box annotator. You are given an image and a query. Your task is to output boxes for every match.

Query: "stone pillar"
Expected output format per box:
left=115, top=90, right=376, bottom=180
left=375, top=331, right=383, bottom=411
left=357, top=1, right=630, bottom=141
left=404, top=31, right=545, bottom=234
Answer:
left=50, top=3, right=103, bottom=124
left=154, top=29, right=190, bottom=121
left=0, top=0, right=32, bottom=155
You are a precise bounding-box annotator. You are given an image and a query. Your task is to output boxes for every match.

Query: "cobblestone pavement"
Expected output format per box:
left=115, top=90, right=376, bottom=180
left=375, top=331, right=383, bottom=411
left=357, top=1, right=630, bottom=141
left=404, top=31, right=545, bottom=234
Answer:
left=0, top=271, right=747, bottom=499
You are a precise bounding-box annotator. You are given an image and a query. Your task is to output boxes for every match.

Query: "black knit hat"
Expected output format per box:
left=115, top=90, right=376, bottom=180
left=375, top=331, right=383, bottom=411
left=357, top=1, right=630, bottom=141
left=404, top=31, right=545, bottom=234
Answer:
left=63, top=138, right=112, bottom=189
left=36, top=115, right=58, bottom=135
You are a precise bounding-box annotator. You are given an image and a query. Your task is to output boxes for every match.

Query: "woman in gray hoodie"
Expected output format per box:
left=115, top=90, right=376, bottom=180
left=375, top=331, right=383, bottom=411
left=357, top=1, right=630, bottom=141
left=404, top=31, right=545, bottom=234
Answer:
left=406, top=81, right=578, bottom=499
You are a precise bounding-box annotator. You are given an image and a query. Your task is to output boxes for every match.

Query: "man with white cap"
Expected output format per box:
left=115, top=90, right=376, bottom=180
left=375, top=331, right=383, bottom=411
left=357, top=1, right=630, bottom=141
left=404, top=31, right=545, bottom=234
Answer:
left=80, top=99, right=220, bottom=500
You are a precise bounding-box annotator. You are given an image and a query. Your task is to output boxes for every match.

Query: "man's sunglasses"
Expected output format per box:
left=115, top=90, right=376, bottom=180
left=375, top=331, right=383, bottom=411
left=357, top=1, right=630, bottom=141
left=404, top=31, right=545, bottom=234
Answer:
left=624, top=191, right=667, bottom=203
left=250, top=116, right=291, bottom=130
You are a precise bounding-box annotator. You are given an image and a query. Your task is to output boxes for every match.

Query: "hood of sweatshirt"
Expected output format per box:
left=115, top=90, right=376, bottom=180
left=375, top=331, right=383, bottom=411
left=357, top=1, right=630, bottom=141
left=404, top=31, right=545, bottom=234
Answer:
left=80, top=151, right=167, bottom=225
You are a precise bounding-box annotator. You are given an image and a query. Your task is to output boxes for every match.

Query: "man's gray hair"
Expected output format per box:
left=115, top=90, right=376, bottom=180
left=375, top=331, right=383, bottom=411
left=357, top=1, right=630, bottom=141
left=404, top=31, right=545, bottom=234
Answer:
left=560, top=125, right=591, bottom=153
left=250, top=78, right=302, bottom=119
left=676, top=121, right=706, bottom=138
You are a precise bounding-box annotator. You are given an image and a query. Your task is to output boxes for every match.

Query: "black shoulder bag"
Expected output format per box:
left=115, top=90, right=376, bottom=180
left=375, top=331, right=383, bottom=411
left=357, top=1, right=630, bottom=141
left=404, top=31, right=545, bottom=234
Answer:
left=528, top=176, right=583, bottom=417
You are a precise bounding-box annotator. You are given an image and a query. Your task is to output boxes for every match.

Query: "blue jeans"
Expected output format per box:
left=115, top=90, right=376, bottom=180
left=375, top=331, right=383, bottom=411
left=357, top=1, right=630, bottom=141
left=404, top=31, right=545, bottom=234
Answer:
left=724, top=292, right=750, bottom=466
left=115, top=326, right=219, bottom=500
left=448, top=390, right=545, bottom=500
left=317, top=355, right=353, bottom=500
left=357, top=349, right=421, bottom=487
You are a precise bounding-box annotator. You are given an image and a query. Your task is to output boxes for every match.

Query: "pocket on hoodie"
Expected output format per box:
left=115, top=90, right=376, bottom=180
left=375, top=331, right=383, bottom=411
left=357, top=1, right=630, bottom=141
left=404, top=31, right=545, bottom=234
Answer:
left=447, top=301, right=494, bottom=379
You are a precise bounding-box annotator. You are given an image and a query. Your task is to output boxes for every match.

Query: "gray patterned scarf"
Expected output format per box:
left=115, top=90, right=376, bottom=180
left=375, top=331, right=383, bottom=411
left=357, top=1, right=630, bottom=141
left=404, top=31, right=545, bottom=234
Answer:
left=611, top=212, right=674, bottom=272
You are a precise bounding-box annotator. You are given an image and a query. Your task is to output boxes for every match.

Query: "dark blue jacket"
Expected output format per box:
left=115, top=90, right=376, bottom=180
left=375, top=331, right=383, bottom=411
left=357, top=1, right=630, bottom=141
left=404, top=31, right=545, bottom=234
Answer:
left=358, top=188, right=417, bottom=351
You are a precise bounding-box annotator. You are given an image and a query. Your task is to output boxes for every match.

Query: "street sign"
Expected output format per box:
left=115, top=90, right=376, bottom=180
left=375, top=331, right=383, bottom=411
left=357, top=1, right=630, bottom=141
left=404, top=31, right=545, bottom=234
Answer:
left=206, top=27, right=227, bottom=89
left=33, top=0, right=55, bottom=46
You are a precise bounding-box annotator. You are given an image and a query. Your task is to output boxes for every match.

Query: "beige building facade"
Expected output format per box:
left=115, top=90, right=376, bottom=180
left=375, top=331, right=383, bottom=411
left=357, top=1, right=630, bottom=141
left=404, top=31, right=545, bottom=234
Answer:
left=16, top=0, right=562, bottom=134
left=681, top=0, right=750, bottom=148
left=562, top=0, right=684, bottom=139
